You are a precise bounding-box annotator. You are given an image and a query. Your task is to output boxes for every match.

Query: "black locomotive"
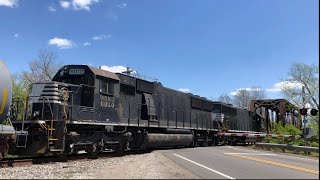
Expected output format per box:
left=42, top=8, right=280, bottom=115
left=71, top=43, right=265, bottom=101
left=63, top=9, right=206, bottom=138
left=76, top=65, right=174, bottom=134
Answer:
left=11, top=65, right=263, bottom=156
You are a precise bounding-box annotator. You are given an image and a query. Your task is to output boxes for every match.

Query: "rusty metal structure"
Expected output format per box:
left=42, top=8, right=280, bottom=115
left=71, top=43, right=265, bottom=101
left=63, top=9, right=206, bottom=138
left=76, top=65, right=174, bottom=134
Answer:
left=249, top=99, right=301, bottom=134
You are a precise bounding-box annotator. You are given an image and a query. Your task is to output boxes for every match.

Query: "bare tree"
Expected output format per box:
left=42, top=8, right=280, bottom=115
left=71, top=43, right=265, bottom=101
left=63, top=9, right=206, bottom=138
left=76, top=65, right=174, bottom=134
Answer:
left=281, top=62, right=319, bottom=110
left=232, top=86, right=267, bottom=109
left=218, top=94, right=233, bottom=104
left=21, top=49, right=60, bottom=88
left=233, top=89, right=251, bottom=109
left=250, top=86, right=267, bottom=100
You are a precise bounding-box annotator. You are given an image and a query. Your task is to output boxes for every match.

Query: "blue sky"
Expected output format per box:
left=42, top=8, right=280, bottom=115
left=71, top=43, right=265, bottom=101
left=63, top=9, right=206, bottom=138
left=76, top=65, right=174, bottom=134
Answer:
left=0, top=0, right=318, bottom=99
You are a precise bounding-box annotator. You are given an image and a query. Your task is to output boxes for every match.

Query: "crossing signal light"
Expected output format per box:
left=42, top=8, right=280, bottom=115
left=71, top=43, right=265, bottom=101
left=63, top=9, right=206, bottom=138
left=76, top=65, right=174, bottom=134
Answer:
left=310, top=109, right=318, bottom=116
left=292, top=109, right=299, bottom=116
left=299, top=108, right=308, bottom=116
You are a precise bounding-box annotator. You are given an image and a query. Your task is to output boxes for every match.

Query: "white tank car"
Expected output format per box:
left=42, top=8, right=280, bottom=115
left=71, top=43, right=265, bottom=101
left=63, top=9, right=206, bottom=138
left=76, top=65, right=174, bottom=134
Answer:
left=0, top=60, right=15, bottom=159
left=0, top=60, right=12, bottom=122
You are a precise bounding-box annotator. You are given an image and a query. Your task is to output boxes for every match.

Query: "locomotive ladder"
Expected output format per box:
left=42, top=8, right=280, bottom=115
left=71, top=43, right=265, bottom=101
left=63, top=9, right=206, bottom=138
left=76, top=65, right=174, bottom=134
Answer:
left=42, top=95, right=67, bottom=153
left=47, top=115, right=67, bottom=153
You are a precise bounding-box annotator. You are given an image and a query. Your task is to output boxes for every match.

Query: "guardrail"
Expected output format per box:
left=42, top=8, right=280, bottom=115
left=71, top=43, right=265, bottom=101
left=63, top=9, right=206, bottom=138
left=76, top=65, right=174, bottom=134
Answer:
left=255, top=143, right=319, bottom=153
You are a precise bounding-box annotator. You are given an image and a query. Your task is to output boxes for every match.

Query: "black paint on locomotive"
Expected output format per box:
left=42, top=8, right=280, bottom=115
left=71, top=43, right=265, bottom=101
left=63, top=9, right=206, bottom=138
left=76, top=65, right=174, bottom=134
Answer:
left=212, top=102, right=263, bottom=133
left=11, top=65, right=262, bottom=156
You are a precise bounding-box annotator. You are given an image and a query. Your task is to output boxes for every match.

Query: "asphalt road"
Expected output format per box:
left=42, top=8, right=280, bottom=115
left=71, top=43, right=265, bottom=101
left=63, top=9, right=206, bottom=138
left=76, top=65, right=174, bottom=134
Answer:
left=160, top=146, right=319, bottom=179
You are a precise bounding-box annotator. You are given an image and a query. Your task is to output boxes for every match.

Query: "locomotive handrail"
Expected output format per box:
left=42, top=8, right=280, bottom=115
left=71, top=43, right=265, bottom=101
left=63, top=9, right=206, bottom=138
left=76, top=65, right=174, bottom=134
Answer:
left=41, top=96, right=54, bottom=122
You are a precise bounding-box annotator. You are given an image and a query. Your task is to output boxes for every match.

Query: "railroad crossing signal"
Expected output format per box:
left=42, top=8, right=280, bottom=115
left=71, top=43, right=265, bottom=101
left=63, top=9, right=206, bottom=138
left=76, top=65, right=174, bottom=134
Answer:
left=299, top=108, right=318, bottom=116
left=300, top=108, right=308, bottom=116
left=310, top=109, right=318, bottom=116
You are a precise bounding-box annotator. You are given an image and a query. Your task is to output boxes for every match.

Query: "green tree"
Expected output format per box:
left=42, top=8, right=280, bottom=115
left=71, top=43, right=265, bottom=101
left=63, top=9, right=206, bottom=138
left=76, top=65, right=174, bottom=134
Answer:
left=11, top=73, right=28, bottom=120
left=281, top=62, right=319, bottom=110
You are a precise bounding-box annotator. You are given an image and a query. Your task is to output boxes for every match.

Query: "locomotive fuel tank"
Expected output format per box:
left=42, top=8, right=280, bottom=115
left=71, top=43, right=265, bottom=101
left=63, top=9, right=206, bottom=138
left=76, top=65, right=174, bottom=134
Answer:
left=141, top=132, right=193, bottom=149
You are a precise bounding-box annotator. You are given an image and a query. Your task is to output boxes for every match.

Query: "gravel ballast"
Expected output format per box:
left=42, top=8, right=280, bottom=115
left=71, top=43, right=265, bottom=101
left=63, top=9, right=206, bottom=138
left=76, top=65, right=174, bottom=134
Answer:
left=0, top=151, right=198, bottom=179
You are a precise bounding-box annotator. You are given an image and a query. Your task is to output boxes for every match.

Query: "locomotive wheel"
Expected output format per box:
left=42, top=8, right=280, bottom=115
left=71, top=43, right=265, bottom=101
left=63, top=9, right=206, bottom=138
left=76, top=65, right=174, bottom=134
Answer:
left=89, top=143, right=101, bottom=156
left=91, top=143, right=102, bottom=155
left=202, top=136, right=209, bottom=147
left=113, top=144, right=124, bottom=153
left=218, top=137, right=225, bottom=146
left=202, top=140, right=208, bottom=147
left=88, top=144, right=100, bottom=159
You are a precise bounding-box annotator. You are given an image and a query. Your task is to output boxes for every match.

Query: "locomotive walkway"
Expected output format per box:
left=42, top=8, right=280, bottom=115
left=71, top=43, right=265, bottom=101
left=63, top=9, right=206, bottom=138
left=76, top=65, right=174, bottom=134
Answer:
left=162, top=146, right=319, bottom=179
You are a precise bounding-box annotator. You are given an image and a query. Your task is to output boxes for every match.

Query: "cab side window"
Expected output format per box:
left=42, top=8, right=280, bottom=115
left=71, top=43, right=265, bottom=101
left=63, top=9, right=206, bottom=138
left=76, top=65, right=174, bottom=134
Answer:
left=100, top=80, right=114, bottom=95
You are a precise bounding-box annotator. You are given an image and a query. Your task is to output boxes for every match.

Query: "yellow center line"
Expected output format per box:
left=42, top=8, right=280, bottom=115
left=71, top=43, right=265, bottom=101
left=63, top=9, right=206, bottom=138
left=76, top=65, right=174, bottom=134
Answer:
left=0, top=88, right=8, bottom=115
left=225, top=153, right=319, bottom=174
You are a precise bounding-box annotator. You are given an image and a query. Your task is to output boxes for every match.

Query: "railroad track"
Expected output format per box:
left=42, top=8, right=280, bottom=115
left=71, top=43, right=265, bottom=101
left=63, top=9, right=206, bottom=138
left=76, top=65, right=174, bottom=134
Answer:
left=1, top=149, right=152, bottom=168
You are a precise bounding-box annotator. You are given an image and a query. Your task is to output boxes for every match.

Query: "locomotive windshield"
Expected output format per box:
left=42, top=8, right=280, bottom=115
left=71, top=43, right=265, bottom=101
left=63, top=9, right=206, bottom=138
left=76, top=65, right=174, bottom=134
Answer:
left=52, top=66, right=95, bottom=86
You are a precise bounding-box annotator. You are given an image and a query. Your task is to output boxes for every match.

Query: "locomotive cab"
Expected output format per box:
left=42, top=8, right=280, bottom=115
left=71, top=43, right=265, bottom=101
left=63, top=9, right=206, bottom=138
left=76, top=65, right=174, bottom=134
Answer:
left=51, top=65, right=120, bottom=124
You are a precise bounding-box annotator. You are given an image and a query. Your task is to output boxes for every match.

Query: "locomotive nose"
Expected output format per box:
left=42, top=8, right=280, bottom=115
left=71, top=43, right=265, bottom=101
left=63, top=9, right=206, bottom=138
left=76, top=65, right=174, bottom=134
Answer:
left=0, top=60, right=13, bottom=123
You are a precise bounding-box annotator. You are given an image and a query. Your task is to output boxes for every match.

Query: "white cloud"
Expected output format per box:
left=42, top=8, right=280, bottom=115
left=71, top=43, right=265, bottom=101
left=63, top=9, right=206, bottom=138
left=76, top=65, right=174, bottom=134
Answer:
left=0, top=0, right=18, bottom=7
left=92, top=34, right=112, bottom=41
left=116, top=2, right=127, bottom=8
left=230, top=91, right=237, bottom=96
left=48, top=37, right=74, bottom=49
left=83, top=42, right=91, bottom=46
left=100, top=65, right=127, bottom=73
left=13, top=33, right=19, bottom=38
left=266, top=81, right=304, bottom=93
left=60, top=0, right=99, bottom=11
left=178, top=88, right=191, bottom=93
left=229, top=81, right=304, bottom=96
left=73, top=0, right=99, bottom=11
left=230, top=87, right=262, bottom=96
left=48, top=6, right=56, bottom=12
left=60, top=1, right=70, bottom=9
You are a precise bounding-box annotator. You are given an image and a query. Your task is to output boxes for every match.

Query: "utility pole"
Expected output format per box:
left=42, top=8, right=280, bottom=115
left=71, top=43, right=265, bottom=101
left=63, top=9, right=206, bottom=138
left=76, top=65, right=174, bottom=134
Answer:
left=302, top=86, right=309, bottom=153
left=122, top=67, right=134, bottom=76
left=302, top=86, right=306, bottom=129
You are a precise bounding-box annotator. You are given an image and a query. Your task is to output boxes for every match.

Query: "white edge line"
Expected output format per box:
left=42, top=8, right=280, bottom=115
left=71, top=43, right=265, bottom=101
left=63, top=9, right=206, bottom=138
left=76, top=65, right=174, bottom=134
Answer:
left=227, top=146, right=319, bottom=162
left=173, top=153, right=235, bottom=179
left=224, top=153, right=277, bottom=156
